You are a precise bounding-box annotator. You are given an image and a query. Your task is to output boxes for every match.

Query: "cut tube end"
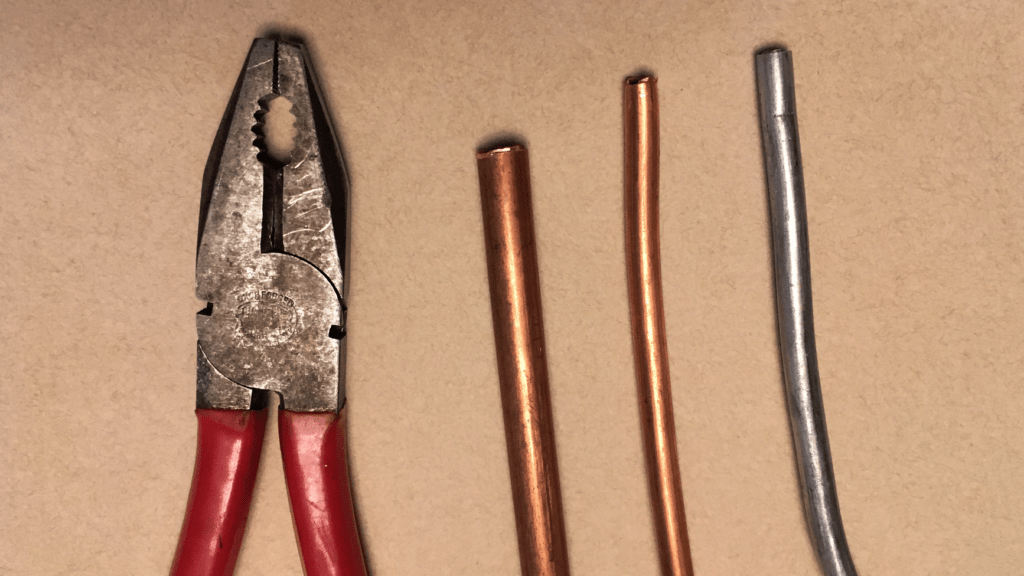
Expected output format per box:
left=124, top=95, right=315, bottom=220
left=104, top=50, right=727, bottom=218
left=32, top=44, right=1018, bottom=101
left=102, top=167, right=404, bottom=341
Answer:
left=477, top=143, right=527, bottom=160
left=625, top=75, right=657, bottom=102
left=756, top=47, right=796, bottom=118
left=625, top=75, right=656, bottom=85
left=756, top=45, right=788, bottom=56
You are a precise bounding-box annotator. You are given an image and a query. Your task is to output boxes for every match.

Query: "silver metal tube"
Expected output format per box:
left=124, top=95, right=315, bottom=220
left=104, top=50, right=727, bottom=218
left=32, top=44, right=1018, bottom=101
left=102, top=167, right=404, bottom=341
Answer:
left=755, top=48, right=860, bottom=576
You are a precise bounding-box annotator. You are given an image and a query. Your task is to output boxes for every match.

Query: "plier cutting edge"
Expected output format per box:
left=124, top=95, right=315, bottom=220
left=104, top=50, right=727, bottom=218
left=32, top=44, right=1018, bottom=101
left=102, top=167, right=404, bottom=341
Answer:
left=169, top=38, right=367, bottom=576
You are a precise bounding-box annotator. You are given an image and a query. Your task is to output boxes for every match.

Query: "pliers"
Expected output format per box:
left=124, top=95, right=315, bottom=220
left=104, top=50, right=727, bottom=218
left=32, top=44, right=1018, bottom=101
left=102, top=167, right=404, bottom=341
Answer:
left=169, top=38, right=367, bottom=576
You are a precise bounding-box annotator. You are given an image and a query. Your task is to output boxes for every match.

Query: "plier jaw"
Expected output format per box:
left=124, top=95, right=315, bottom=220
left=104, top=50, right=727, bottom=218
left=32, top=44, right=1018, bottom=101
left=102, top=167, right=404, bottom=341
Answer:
left=194, top=38, right=350, bottom=413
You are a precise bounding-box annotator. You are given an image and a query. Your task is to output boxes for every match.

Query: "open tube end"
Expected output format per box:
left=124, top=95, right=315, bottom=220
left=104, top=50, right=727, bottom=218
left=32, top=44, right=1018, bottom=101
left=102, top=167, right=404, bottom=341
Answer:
left=624, top=75, right=657, bottom=103
left=756, top=47, right=796, bottom=118
left=625, top=75, right=656, bottom=85
left=756, top=44, right=788, bottom=56
left=476, top=143, right=527, bottom=160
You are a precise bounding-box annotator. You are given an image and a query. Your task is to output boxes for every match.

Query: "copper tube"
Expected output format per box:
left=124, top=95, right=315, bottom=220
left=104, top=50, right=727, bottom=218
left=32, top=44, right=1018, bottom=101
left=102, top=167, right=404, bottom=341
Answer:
left=477, top=145, right=570, bottom=576
left=624, top=77, right=695, bottom=576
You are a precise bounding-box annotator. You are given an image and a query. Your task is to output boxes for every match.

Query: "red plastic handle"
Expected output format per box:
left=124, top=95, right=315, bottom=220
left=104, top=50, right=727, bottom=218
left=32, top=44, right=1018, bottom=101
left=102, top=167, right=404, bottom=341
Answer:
left=170, top=409, right=268, bottom=576
left=279, top=409, right=368, bottom=576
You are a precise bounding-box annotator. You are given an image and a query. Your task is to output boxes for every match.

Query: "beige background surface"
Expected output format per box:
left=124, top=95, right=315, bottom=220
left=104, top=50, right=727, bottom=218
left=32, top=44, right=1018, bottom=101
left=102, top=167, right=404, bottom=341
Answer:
left=2, top=1, right=1023, bottom=574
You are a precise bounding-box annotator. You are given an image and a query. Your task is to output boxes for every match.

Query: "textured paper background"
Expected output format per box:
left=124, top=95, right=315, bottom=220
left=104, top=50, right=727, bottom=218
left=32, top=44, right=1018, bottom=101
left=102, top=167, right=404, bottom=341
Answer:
left=2, top=1, right=1023, bottom=574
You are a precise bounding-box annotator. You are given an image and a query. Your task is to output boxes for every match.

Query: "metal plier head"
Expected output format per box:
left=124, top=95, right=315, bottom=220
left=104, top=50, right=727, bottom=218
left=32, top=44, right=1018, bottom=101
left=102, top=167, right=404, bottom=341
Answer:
left=195, top=38, right=349, bottom=413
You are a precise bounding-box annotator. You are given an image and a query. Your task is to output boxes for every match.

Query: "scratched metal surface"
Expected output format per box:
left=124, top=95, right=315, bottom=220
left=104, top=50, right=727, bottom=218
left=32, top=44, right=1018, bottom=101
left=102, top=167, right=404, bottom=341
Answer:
left=195, top=39, right=347, bottom=413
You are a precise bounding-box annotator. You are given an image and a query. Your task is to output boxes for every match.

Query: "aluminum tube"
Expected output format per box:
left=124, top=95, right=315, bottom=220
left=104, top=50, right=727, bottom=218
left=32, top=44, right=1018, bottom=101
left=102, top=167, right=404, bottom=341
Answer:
left=755, top=48, right=859, bottom=576
left=477, top=145, right=571, bottom=576
left=623, top=76, right=695, bottom=576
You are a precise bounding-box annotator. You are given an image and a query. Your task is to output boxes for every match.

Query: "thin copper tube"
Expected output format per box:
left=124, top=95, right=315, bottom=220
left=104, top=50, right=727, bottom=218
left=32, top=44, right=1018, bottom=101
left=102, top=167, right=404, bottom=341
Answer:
left=624, top=76, right=695, bottom=576
left=477, top=145, right=570, bottom=576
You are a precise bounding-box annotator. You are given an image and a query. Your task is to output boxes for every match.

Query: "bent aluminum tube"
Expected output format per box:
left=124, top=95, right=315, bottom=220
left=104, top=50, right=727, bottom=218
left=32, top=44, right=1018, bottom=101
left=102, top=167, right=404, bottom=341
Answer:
left=756, top=48, right=860, bottom=576
left=477, top=145, right=571, bottom=576
left=623, top=76, right=695, bottom=576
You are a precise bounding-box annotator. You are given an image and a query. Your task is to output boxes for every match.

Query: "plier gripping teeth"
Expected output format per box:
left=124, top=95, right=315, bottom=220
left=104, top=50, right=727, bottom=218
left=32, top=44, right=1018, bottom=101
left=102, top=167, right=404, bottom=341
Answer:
left=170, top=38, right=366, bottom=576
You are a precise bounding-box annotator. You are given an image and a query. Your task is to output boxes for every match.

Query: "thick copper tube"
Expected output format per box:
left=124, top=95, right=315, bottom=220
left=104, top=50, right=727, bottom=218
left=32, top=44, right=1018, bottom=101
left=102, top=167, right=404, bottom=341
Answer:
left=477, top=145, right=570, bottom=576
left=624, top=77, right=695, bottom=576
